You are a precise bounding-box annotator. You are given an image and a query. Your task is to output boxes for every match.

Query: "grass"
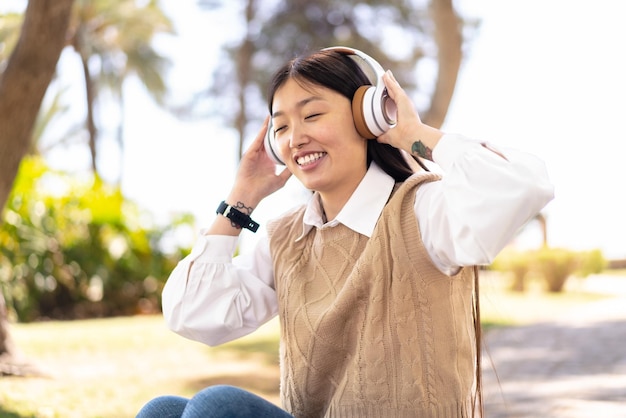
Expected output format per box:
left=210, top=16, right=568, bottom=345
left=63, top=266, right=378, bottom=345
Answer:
left=0, top=272, right=620, bottom=418
left=478, top=271, right=609, bottom=328
left=0, top=316, right=282, bottom=418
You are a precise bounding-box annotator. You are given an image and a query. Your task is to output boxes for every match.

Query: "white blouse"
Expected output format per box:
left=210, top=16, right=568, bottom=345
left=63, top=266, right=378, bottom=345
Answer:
left=162, top=134, right=555, bottom=346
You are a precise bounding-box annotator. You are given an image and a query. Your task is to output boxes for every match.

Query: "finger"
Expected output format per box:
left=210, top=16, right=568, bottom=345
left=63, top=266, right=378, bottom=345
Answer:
left=388, top=69, right=399, bottom=84
left=242, top=117, right=270, bottom=157
left=382, top=71, right=400, bottom=97
left=243, top=117, right=269, bottom=162
left=252, top=116, right=271, bottom=149
left=386, top=75, right=415, bottom=118
left=384, top=71, right=421, bottom=122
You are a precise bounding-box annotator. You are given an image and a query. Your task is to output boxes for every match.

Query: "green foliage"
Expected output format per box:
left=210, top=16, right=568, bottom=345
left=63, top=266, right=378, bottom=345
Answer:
left=490, top=249, right=533, bottom=292
left=0, top=156, right=192, bottom=322
left=70, top=0, right=175, bottom=104
left=535, top=247, right=579, bottom=293
left=491, top=246, right=607, bottom=294
left=577, top=249, right=607, bottom=278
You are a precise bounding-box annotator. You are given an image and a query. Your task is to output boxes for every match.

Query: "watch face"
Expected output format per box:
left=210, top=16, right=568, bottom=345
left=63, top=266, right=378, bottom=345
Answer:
left=216, top=201, right=229, bottom=215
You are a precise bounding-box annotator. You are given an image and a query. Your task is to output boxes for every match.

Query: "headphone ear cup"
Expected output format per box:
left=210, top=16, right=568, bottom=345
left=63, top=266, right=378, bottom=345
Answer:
left=352, top=85, right=376, bottom=139
left=264, top=119, right=285, bottom=165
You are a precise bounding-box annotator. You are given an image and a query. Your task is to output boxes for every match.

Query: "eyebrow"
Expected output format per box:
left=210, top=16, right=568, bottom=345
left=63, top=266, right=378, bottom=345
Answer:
left=271, top=96, right=324, bottom=118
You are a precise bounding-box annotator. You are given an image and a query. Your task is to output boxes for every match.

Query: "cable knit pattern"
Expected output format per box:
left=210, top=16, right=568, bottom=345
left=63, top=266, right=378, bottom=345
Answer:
left=267, top=172, right=477, bottom=418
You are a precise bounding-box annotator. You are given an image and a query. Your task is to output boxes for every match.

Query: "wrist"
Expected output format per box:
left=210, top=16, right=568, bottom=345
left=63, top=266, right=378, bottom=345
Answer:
left=406, top=124, right=443, bottom=161
left=226, top=187, right=263, bottom=210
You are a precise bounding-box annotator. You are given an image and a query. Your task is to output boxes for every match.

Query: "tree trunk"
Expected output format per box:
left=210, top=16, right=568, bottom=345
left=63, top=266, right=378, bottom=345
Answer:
left=0, top=0, right=74, bottom=375
left=80, top=51, right=99, bottom=174
left=234, top=0, right=256, bottom=160
left=0, top=0, right=74, bottom=210
left=0, top=293, right=40, bottom=376
left=0, top=294, right=17, bottom=373
left=422, top=0, right=463, bottom=129
left=536, top=212, right=548, bottom=246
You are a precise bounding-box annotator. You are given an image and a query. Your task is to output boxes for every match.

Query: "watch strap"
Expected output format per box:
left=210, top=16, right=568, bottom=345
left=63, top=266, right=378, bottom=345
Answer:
left=216, top=201, right=259, bottom=232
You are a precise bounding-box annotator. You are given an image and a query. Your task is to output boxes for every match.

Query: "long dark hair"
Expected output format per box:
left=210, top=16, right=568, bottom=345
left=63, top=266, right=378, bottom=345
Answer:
left=267, top=49, right=428, bottom=182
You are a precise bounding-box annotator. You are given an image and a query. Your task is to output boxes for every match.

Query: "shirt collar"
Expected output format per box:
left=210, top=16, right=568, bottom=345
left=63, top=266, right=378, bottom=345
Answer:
left=296, top=162, right=395, bottom=241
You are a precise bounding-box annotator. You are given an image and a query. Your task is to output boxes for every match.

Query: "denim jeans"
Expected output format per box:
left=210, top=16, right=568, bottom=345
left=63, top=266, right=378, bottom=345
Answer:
left=135, top=385, right=294, bottom=418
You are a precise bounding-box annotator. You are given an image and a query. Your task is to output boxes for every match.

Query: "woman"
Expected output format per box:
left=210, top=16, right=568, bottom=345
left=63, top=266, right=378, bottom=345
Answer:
left=137, top=47, right=554, bottom=418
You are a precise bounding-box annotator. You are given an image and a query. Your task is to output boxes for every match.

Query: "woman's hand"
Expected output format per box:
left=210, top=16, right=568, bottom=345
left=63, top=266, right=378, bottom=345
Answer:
left=228, top=117, right=292, bottom=208
left=377, top=71, right=443, bottom=161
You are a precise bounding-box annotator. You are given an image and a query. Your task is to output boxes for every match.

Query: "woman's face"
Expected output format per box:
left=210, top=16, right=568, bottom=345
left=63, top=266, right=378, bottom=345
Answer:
left=271, top=78, right=368, bottom=197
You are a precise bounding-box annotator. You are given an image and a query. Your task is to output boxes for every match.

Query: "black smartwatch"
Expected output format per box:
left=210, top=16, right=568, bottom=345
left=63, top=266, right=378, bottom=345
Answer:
left=216, top=201, right=259, bottom=232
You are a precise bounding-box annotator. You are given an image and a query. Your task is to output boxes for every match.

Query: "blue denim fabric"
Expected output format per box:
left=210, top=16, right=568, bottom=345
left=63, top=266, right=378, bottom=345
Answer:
left=136, top=385, right=294, bottom=418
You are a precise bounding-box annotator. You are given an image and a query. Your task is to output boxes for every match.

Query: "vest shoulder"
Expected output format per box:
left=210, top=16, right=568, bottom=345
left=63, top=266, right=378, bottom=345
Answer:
left=387, top=170, right=442, bottom=205
left=267, top=204, right=306, bottom=236
left=404, top=170, right=442, bottom=188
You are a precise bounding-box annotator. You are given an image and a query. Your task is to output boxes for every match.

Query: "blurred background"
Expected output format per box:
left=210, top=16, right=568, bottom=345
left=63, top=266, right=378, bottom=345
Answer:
left=8, top=1, right=624, bottom=254
left=0, top=0, right=625, bottom=416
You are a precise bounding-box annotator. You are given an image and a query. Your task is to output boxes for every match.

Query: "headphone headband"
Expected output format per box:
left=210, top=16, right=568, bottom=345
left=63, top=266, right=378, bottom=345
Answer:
left=322, top=46, right=386, bottom=84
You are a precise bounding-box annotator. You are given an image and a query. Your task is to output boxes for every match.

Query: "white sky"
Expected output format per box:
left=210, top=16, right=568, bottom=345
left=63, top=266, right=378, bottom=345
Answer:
left=4, top=0, right=625, bottom=259
left=444, top=0, right=626, bottom=258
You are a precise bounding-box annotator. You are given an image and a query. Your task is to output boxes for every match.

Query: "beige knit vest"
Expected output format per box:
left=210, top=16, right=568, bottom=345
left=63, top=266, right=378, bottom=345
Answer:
left=267, top=172, right=477, bottom=418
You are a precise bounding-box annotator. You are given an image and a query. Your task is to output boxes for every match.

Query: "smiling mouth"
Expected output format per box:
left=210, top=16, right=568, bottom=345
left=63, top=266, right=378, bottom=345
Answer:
left=296, top=152, right=327, bottom=166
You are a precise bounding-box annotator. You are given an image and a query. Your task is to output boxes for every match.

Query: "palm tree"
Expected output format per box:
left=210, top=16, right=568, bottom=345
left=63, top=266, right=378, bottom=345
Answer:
left=0, top=0, right=75, bottom=376
left=67, top=0, right=174, bottom=177
left=1, top=0, right=174, bottom=376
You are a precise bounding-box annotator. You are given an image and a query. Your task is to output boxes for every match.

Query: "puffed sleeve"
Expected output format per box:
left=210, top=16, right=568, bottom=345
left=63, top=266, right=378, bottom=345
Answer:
left=415, top=134, right=554, bottom=275
left=161, top=233, right=278, bottom=346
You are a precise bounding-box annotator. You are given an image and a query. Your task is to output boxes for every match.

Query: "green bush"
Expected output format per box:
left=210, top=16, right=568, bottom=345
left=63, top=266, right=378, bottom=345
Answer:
left=535, top=247, right=579, bottom=293
left=491, top=246, right=607, bottom=294
left=0, top=156, right=193, bottom=322
left=577, top=249, right=607, bottom=278
left=490, top=249, right=533, bottom=292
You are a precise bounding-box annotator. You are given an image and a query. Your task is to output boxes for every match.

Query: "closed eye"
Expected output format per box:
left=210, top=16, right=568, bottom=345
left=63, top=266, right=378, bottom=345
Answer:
left=273, top=113, right=323, bottom=136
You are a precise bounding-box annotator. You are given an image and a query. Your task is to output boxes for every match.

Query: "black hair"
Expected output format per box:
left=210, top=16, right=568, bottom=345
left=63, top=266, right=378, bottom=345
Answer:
left=267, top=49, right=428, bottom=182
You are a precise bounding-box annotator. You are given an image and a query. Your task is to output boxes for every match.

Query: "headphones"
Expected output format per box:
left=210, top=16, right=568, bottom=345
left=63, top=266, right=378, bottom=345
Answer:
left=264, top=46, right=397, bottom=165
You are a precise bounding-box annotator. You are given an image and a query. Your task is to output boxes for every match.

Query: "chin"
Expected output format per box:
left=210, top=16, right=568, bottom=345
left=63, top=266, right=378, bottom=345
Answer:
left=296, top=176, right=327, bottom=193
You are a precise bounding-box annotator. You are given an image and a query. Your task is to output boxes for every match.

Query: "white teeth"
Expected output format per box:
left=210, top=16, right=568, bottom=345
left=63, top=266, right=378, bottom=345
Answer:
left=297, top=152, right=326, bottom=166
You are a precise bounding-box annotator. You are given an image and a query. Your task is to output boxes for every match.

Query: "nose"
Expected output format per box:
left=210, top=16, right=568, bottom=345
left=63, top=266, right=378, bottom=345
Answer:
left=288, top=124, right=309, bottom=150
